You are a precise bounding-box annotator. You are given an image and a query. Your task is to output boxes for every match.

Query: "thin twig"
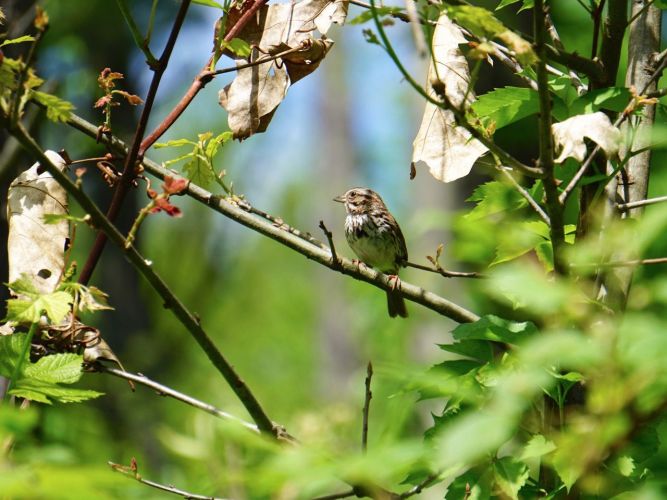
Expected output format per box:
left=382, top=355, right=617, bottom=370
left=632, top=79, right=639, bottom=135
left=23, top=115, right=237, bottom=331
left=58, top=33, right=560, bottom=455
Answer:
left=544, top=11, right=585, bottom=94
left=98, top=365, right=261, bottom=434
left=138, top=0, right=269, bottom=153
left=617, top=195, right=667, bottom=211
left=63, top=111, right=481, bottom=323
left=398, top=472, right=442, bottom=499
left=498, top=167, right=550, bottom=225
left=312, top=489, right=357, bottom=500
left=367, top=0, right=542, bottom=179
left=79, top=0, right=192, bottom=285
left=626, top=0, right=655, bottom=27
left=11, top=123, right=280, bottom=437
left=211, top=43, right=308, bottom=76
left=319, top=220, right=341, bottom=269
left=362, top=362, right=373, bottom=453
left=573, top=257, right=667, bottom=268
left=109, top=460, right=227, bottom=500
left=405, top=261, right=483, bottom=279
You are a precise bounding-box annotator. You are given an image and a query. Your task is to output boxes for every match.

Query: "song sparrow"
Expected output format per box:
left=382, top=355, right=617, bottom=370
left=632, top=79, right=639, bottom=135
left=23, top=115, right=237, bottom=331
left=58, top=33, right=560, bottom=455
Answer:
left=334, top=187, right=408, bottom=318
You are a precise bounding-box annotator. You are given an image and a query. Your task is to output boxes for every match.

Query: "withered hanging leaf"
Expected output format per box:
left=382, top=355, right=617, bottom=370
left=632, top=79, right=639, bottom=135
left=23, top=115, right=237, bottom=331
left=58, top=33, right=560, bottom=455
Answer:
left=8, top=150, right=69, bottom=295
left=218, top=0, right=344, bottom=139
left=412, top=13, right=488, bottom=183
left=552, top=112, right=621, bottom=163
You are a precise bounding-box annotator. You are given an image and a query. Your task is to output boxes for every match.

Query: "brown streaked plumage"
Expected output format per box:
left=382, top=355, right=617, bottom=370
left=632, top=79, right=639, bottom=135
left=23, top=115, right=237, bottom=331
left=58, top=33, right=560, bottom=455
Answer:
left=334, top=187, right=408, bottom=318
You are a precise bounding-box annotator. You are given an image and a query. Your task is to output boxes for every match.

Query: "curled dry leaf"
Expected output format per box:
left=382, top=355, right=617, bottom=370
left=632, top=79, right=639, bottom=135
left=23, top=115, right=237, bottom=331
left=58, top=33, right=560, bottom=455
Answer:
left=552, top=112, right=622, bottom=163
left=411, top=13, right=487, bottom=183
left=8, top=150, right=68, bottom=295
left=218, top=0, right=345, bottom=139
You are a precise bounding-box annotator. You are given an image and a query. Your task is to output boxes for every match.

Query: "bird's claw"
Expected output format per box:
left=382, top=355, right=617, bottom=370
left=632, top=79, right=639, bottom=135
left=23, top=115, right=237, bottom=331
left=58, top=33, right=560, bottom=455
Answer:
left=387, top=274, right=401, bottom=291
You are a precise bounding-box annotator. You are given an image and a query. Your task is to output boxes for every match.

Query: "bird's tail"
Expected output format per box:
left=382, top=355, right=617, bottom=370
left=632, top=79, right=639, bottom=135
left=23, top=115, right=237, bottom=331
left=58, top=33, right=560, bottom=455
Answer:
left=386, top=289, right=408, bottom=318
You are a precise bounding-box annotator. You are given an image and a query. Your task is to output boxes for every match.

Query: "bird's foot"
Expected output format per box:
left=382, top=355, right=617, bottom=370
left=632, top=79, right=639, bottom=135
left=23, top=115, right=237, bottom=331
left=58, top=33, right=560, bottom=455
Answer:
left=387, top=274, right=401, bottom=291
left=352, top=259, right=368, bottom=272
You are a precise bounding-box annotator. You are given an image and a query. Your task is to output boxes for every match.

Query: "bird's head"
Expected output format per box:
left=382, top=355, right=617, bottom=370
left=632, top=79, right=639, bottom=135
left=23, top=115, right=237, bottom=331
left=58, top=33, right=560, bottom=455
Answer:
left=333, top=187, right=386, bottom=215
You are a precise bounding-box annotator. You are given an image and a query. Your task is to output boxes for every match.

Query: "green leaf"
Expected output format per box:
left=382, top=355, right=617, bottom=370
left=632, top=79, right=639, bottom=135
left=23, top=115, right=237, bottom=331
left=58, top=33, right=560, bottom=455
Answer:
left=6, top=291, right=73, bottom=324
left=154, top=138, right=195, bottom=148
left=223, top=38, right=251, bottom=58
left=446, top=469, right=493, bottom=499
left=0, top=334, right=29, bottom=378
left=0, top=35, right=36, bottom=48
left=452, top=315, right=538, bottom=345
left=446, top=6, right=505, bottom=38
left=464, top=181, right=526, bottom=221
left=192, top=0, right=224, bottom=9
left=183, top=156, right=216, bottom=188
left=614, top=456, right=635, bottom=477
left=31, top=91, right=74, bottom=122
left=496, top=0, right=534, bottom=10
left=6, top=275, right=40, bottom=298
left=519, top=434, right=556, bottom=461
left=472, top=87, right=539, bottom=130
left=349, top=6, right=404, bottom=25
left=439, top=339, right=494, bottom=363
left=491, top=221, right=549, bottom=267
left=570, top=87, right=632, bottom=115
left=24, top=353, right=83, bottom=384
left=493, top=457, right=529, bottom=499
left=9, top=379, right=103, bottom=404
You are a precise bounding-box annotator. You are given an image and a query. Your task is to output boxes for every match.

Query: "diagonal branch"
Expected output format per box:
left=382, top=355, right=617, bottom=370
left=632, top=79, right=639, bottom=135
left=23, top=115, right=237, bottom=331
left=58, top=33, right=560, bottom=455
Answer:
left=11, top=122, right=280, bottom=437
left=62, top=111, right=481, bottom=323
left=99, top=365, right=262, bottom=434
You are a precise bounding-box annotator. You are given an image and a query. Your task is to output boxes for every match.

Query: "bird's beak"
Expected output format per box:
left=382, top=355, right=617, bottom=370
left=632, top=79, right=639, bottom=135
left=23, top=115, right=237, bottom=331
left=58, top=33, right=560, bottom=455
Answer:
left=333, top=195, right=345, bottom=203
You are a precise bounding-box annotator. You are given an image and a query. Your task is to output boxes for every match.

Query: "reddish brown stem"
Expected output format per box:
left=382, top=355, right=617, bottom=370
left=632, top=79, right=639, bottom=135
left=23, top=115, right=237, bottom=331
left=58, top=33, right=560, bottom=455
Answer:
left=139, top=0, right=269, bottom=154
left=79, top=0, right=192, bottom=285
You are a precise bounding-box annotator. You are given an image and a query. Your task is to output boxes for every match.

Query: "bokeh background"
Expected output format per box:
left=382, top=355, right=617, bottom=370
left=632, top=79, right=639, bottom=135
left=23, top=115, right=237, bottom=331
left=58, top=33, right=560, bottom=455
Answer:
left=1, top=0, right=667, bottom=498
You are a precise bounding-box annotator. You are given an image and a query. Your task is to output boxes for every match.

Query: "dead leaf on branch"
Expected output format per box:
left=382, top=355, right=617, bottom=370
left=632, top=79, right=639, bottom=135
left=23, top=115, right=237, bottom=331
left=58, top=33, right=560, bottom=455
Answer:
left=7, top=150, right=69, bottom=296
left=218, top=0, right=346, bottom=139
left=412, top=12, right=488, bottom=183
left=552, top=112, right=621, bottom=163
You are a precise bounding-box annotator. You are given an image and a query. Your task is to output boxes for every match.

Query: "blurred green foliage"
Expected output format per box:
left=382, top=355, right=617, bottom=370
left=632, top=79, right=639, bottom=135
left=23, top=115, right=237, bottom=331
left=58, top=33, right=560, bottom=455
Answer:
left=2, top=0, right=667, bottom=499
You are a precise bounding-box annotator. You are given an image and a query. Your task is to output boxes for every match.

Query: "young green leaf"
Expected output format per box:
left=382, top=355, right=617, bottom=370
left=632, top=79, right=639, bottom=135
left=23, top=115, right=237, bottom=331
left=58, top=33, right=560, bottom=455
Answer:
left=9, top=379, right=103, bottom=404
left=6, top=290, right=73, bottom=324
left=0, top=35, right=36, bottom=48
left=24, top=353, right=83, bottom=385
left=349, top=6, right=404, bottom=25
left=519, top=434, right=556, bottom=461
left=472, top=87, right=539, bottom=130
left=31, top=91, right=74, bottom=122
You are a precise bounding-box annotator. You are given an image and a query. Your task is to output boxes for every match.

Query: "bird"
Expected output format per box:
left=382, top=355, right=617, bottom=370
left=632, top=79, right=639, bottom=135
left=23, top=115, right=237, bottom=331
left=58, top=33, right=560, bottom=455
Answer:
left=334, top=187, right=408, bottom=318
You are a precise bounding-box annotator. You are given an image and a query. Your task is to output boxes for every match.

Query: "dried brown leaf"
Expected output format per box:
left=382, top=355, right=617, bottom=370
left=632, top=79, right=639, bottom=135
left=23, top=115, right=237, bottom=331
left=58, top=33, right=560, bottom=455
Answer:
left=218, top=0, right=343, bottom=139
left=8, top=150, right=69, bottom=295
left=412, top=13, right=487, bottom=183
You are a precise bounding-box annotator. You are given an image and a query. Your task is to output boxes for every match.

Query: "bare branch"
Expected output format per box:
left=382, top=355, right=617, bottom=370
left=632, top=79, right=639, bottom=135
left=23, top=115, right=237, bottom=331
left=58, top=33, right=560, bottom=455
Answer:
left=320, top=220, right=342, bottom=269
left=110, top=460, right=227, bottom=500
left=617, top=195, right=667, bottom=211
left=98, top=365, right=261, bottom=434
left=398, top=472, right=442, bottom=499
left=59, top=112, right=482, bottom=324
left=10, top=123, right=280, bottom=437
left=544, top=11, right=586, bottom=94
left=362, top=362, right=373, bottom=453
left=312, top=490, right=357, bottom=500
left=498, top=167, right=551, bottom=225
left=534, top=0, right=566, bottom=274
left=405, top=261, right=483, bottom=279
